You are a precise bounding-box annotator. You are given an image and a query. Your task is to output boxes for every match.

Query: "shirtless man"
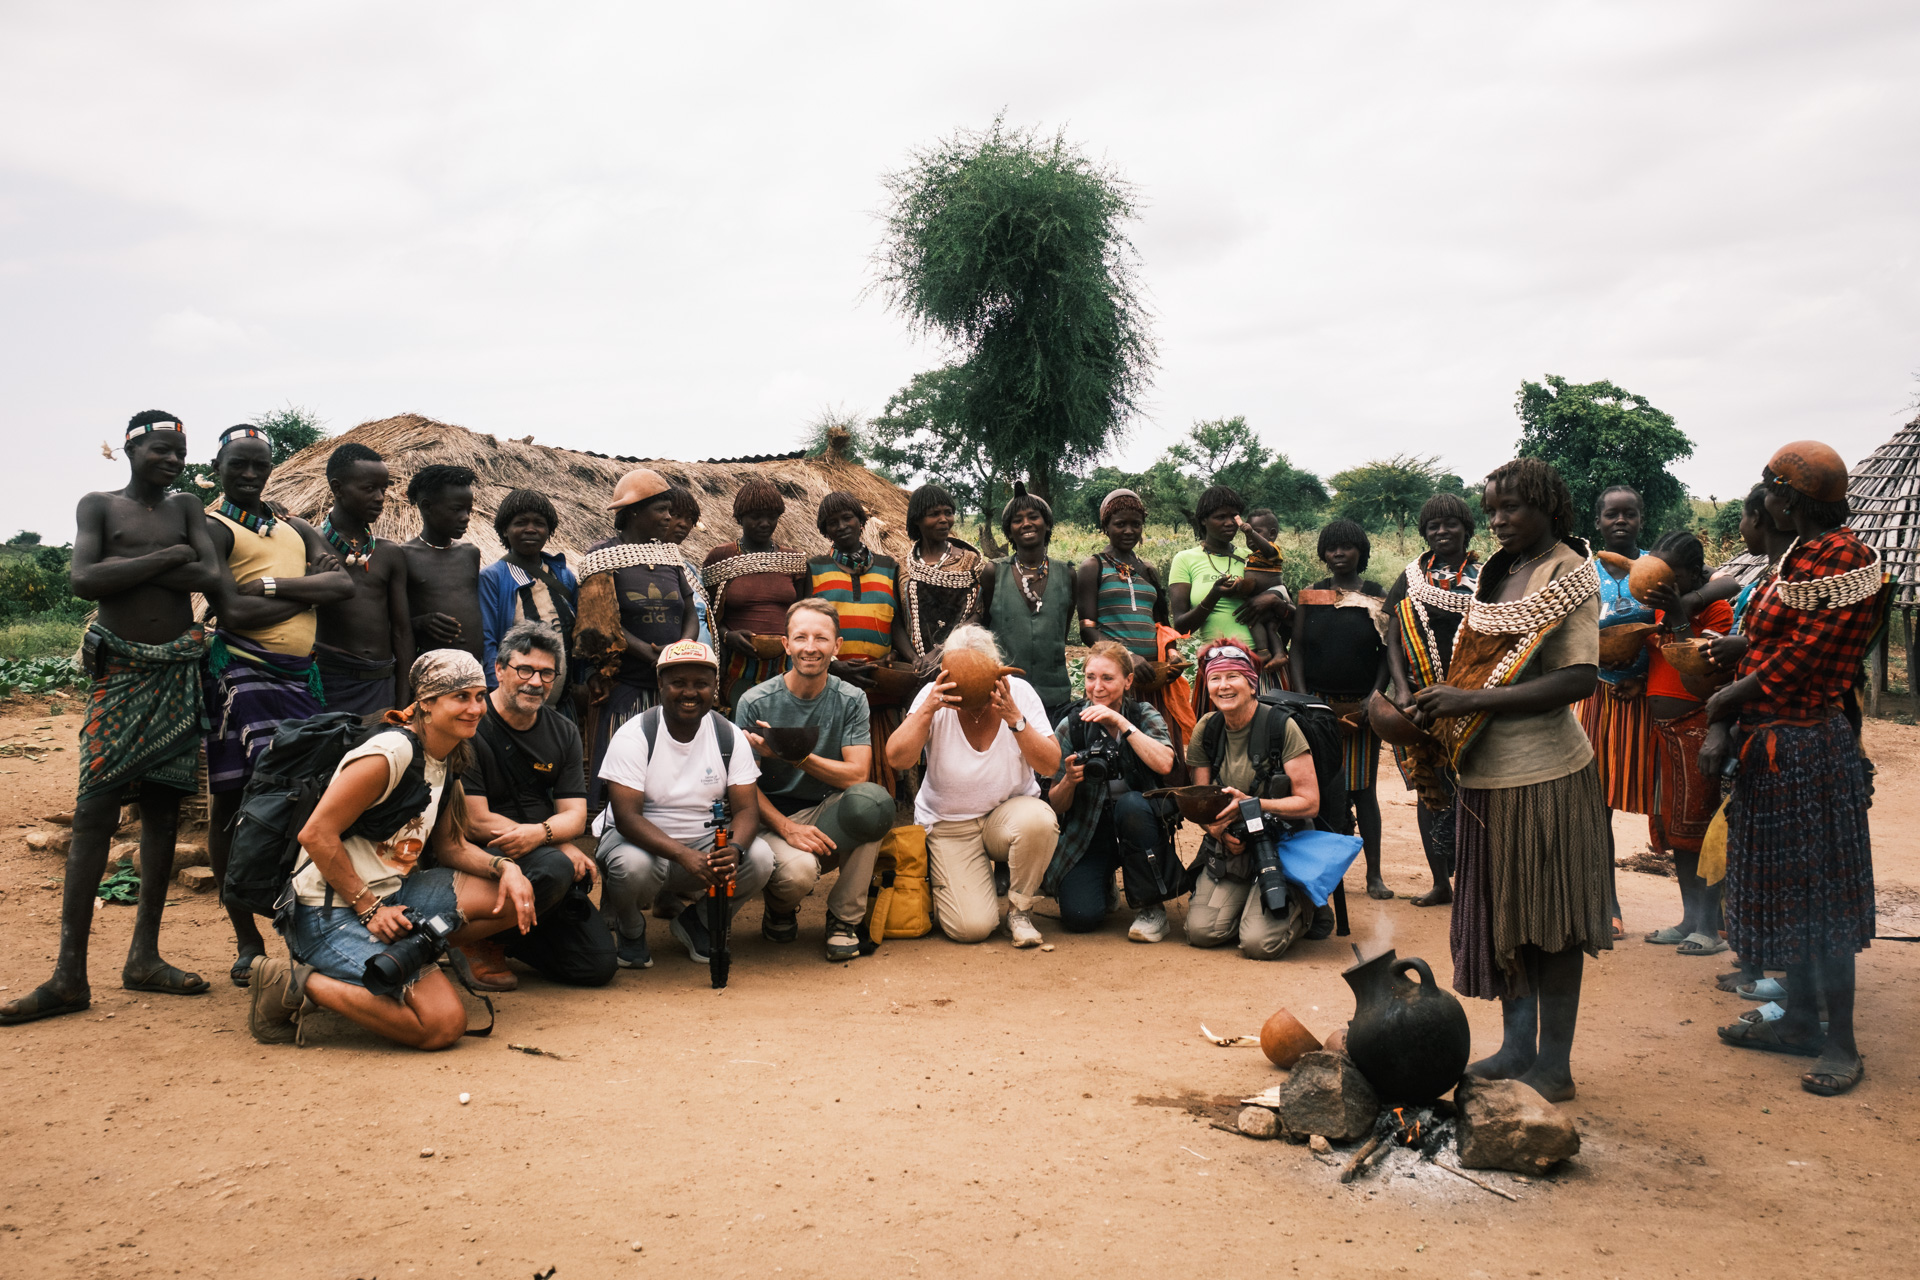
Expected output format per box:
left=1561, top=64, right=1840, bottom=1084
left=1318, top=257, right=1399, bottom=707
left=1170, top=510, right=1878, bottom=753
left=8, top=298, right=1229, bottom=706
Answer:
left=402, top=464, right=485, bottom=667
left=202, top=425, right=355, bottom=984
left=3, top=411, right=222, bottom=1025
left=313, top=442, right=414, bottom=715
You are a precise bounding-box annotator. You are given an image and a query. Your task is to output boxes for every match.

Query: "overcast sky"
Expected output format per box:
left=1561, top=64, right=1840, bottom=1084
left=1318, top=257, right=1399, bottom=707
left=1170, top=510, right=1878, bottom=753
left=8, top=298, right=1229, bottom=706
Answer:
left=3, top=1, right=1916, bottom=540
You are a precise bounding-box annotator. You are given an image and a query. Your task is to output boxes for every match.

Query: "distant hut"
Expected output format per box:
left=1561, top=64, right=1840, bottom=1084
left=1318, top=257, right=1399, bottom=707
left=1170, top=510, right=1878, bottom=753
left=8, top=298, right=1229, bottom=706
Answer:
left=1848, top=412, right=1920, bottom=712
left=263, top=413, right=913, bottom=563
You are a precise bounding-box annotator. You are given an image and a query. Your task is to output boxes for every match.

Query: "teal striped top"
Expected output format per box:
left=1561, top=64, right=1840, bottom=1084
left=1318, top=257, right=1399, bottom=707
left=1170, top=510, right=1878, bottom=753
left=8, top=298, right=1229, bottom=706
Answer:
left=1093, top=555, right=1158, bottom=658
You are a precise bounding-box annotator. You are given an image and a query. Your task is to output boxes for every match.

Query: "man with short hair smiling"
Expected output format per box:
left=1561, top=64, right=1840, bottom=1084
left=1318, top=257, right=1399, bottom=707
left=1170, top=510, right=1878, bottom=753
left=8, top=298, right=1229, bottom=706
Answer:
left=736, top=598, right=896, bottom=962
left=460, top=621, right=614, bottom=990
left=594, top=641, right=775, bottom=966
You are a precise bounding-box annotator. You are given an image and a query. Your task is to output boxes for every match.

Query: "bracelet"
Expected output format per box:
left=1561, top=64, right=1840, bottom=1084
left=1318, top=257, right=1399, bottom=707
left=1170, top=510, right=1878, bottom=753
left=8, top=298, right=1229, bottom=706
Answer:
left=488, top=854, right=507, bottom=879
left=345, top=885, right=374, bottom=912
left=357, top=898, right=384, bottom=925
left=541, top=819, right=554, bottom=845
left=261, top=577, right=277, bottom=597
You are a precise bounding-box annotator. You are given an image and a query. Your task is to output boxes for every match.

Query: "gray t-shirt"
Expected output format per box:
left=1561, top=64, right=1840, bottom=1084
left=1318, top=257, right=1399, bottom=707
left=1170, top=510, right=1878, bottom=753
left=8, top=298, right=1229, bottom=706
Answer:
left=733, top=673, right=873, bottom=815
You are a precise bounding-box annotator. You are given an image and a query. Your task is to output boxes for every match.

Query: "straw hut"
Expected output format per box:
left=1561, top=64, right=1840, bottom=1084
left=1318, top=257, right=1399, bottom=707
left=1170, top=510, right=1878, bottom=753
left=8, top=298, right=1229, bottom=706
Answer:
left=1849, top=413, right=1920, bottom=712
left=263, top=413, right=913, bottom=563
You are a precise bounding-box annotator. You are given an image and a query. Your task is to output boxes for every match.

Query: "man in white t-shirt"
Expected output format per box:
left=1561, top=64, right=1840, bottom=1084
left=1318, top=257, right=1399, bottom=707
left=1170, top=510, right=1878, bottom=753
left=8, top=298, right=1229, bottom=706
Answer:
left=885, top=625, right=1061, bottom=947
left=594, top=641, right=775, bottom=966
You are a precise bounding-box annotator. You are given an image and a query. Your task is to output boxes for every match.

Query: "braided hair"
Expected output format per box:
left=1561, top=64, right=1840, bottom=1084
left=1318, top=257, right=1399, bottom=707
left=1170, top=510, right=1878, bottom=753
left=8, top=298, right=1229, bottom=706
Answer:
left=1483, top=458, right=1578, bottom=540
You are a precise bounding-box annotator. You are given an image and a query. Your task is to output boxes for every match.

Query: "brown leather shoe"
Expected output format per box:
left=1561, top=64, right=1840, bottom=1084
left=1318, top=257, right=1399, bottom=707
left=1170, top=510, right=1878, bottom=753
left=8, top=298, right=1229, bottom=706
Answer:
left=457, top=937, right=518, bottom=992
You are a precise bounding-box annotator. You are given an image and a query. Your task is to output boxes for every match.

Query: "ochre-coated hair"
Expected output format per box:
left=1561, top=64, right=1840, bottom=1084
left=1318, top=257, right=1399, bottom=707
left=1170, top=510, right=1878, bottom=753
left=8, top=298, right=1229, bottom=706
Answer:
left=815, top=490, right=868, bottom=535
left=733, top=478, right=786, bottom=521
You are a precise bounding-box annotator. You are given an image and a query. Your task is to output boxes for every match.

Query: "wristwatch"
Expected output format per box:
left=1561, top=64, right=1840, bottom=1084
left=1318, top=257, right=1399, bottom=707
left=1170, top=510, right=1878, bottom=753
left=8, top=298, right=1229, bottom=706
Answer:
left=1119, top=726, right=1135, bottom=742
left=1010, top=716, right=1028, bottom=734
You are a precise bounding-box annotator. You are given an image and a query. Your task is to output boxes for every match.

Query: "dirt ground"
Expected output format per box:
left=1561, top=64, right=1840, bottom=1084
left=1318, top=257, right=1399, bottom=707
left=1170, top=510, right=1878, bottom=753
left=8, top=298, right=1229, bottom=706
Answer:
left=0, top=707, right=1915, bottom=1280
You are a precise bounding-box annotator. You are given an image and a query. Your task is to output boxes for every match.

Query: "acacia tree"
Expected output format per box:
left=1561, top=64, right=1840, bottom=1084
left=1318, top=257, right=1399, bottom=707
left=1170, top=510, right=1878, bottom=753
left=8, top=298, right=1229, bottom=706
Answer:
left=1329, top=453, right=1448, bottom=548
left=875, top=117, right=1154, bottom=500
left=1515, top=376, right=1693, bottom=539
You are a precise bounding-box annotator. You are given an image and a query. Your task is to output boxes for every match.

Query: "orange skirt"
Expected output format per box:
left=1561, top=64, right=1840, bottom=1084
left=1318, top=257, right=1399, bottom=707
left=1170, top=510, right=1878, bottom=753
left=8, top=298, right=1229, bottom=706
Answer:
left=1577, top=684, right=1653, bottom=814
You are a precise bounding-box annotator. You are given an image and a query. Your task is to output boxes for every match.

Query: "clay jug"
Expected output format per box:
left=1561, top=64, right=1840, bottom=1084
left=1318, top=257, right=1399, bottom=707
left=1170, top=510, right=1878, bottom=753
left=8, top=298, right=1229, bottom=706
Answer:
left=1341, top=947, right=1471, bottom=1105
left=941, top=649, right=1023, bottom=712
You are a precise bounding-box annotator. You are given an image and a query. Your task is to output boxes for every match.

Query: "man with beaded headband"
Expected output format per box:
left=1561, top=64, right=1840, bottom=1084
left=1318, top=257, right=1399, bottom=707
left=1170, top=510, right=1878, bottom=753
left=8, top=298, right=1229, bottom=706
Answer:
left=313, top=441, right=415, bottom=715
left=573, top=468, right=705, bottom=812
left=1412, top=457, right=1607, bottom=1102
left=4, top=411, right=223, bottom=1025
left=1700, top=441, right=1886, bottom=1098
left=702, top=477, right=810, bottom=712
left=1384, top=490, right=1482, bottom=907
left=201, top=423, right=357, bottom=986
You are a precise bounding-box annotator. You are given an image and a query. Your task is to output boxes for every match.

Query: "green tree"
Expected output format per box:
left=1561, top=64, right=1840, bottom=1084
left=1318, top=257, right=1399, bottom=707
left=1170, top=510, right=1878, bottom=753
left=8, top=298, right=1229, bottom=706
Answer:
left=1515, top=376, right=1693, bottom=542
left=1328, top=453, right=1448, bottom=547
left=1710, top=496, right=1745, bottom=544
left=1167, top=416, right=1269, bottom=482
left=875, top=116, right=1154, bottom=501
left=172, top=404, right=330, bottom=505
left=6, top=531, right=41, bottom=547
left=869, top=365, right=1008, bottom=521
left=1245, top=456, right=1329, bottom=529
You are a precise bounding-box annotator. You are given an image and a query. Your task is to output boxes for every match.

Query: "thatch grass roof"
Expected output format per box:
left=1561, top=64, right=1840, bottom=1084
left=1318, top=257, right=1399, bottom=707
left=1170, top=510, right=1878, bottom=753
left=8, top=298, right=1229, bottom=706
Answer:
left=1851, top=412, right=1920, bottom=606
left=263, top=413, right=913, bottom=564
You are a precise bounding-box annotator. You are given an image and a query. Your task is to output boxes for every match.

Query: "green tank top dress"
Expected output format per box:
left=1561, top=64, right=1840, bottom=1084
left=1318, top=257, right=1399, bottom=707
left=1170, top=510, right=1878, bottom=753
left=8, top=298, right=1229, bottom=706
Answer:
left=989, top=555, right=1076, bottom=716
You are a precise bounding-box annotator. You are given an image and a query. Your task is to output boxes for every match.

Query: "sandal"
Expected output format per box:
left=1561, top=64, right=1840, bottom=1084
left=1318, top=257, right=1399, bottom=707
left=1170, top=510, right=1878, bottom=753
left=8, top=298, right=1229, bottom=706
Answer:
left=0, top=982, right=92, bottom=1026
left=1677, top=932, right=1730, bottom=956
left=1611, top=915, right=1626, bottom=941
left=1644, top=925, right=1690, bottom=945
left=122, top=962, right=210, bottom=996
left=1717, top=1016, right=1824, bottom=1057
left=1736, top=977, right=1788, bottom=1002
left=230, top=949, right=266, bottom=988
left=1801, top=1051, right=1865, bottom=1097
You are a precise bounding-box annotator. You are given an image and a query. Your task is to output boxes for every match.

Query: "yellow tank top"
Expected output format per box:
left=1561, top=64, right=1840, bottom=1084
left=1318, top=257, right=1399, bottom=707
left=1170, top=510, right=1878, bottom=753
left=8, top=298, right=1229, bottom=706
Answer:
left=212, top=510, right=316, bottom=656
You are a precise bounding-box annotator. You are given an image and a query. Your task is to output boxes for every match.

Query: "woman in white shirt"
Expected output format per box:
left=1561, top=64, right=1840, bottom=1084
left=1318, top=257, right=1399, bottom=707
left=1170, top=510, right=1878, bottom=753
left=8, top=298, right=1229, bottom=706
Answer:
left=886, top=625, right=1062, bottom=946
left=248, top=650, right=537, bottom=1049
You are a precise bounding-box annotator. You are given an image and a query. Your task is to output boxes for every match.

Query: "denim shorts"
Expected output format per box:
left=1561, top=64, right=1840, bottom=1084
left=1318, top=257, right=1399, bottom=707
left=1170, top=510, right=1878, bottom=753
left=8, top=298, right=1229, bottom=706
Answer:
left=286, top=867, right=463, bottom=988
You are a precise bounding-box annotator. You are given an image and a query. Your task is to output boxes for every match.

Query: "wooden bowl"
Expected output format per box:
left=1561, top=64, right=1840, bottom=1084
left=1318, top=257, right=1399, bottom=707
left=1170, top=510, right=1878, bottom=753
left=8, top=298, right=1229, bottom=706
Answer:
left=1367, top=691, right=1433, bottom=748
left=748, top=633, right=788, bottom=661
left=941, top=649, right=1024, bottom=711
left=863, top=662, right=924, bottom=709
left=1261, top=1007, right=1323, bottom=1070
left=1146, top=784, right=1233, bottom=824
left=1660, top=638, right=1717, bottom=680
left=1598, top=621, right=1660, bottom=668
left=759, top=725, right=819, bottom=762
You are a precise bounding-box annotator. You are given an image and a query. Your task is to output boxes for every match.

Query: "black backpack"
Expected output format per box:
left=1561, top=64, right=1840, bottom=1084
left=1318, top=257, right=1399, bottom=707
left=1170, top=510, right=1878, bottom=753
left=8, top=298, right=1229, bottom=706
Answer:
left=1200, top=690, right=1353, bottom=836
left=223, top=713, right=437, bottom=919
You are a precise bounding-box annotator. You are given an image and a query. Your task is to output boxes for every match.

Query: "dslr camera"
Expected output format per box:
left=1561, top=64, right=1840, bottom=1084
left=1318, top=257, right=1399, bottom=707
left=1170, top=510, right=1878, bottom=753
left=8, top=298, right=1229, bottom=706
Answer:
left=1231, top=795, right=1292, bottom=916
left=1075, top=731, right=1128, bottom=798
left=363, top=905, right=459, bottom=997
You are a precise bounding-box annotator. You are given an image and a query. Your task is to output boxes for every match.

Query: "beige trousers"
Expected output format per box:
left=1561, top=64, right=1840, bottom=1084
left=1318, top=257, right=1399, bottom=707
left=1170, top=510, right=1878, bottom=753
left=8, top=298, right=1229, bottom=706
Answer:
left=762, top=793, right=885, bottom=927
left=1184, top=868, right=1309, bottom=960
left=924, top=795, right=1058, bottom=942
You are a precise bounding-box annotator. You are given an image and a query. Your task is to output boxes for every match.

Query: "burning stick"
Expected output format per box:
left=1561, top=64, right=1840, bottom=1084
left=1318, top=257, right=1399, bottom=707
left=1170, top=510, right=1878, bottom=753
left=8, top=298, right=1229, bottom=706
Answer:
left=1338, top=1132, right=1387, bottom=1183
left=1434, top=1159, right=1520, bottom=1201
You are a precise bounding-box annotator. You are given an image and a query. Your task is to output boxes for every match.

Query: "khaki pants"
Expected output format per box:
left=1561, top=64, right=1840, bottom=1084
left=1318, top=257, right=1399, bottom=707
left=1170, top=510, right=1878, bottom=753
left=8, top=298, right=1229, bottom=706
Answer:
left=762, top=792, right=886, bottom=927
left=925, top=795, right=1058, bottom=942
left=1184, top=868, right=1309, bottom=960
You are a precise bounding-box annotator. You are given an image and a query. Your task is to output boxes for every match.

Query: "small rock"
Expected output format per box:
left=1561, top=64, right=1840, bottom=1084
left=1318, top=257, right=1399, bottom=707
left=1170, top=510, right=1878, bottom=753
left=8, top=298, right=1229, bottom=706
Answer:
left=24, top=831, right=50, bottom=851
left=1454, top=1076, right=1580, bottom=1174
left=1277, top=1050, right=1378, bottom=1141
left=1309, top=1134, right=1332, bottom=1155
left=48, top=832, right=72, bottom=855
left=1236, top=1106, right=1279, bottom=1139
left=630, top=1241, right=643, bottom=1253
left=420, top=1147, right=435, bottom=1158
left=112, top=842, right=139, bottom=866
left=459, top=1093, right=471, bottom=1105
left=172, top=841, right=210, bottom=870
left=176, top=867, right=216, bottom=893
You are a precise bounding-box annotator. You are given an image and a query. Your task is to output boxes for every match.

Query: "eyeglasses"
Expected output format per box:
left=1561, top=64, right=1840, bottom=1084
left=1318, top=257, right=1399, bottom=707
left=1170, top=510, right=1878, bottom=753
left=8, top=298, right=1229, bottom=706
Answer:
left=507, top=664, right=557, bottom=683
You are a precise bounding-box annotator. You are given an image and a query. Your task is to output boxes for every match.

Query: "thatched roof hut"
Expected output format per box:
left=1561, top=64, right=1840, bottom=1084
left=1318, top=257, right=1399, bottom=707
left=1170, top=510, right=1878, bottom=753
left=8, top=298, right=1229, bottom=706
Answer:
left=1850, top=412, right=1920, bottom=609
left=264, top=413, right=913, bottom=564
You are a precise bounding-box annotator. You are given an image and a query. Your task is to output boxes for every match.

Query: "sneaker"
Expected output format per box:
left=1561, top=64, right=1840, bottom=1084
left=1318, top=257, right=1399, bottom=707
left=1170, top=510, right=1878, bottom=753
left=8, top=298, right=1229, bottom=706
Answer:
left=1006, top=908, right=1043, bottom=949
left=615, top=930, right=653, bottom=970
left=824, top=916, right=861, bottom=962
left=671, top=905, right=712, bottom=963
left=762, top=904, right=799, bottom=944
left=1128, top=904, right=1170, bottom=943
left=247, top=955, right=298, bottom=1045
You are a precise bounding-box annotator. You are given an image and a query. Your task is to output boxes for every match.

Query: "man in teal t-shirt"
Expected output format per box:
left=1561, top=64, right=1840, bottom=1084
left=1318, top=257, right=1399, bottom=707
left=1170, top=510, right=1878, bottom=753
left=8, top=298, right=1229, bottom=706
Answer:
left=735, top=599, right=896, bottom=962
left=1169, top=484, right=1257, bottom=645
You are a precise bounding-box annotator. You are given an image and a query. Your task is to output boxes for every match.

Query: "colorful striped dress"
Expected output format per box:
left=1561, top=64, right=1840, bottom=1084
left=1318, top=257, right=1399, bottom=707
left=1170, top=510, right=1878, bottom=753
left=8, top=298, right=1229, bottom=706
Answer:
left=1091, top=554, right=1159, bottom=659
left=807, top=549, right=900, bottom=661
left=1578, top=557, right=1654, bottom=815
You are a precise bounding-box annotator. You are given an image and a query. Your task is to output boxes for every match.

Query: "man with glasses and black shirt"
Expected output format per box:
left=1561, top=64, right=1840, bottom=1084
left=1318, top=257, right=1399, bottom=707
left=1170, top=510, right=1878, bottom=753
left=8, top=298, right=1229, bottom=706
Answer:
left=458, top=621, right=616, bottom=989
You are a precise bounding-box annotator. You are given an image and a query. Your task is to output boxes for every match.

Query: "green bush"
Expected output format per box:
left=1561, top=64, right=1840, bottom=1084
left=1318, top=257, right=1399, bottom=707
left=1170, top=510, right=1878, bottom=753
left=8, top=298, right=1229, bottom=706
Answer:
left=0, top=617, right=86, bottom=661
left=0, top=558, right=86, bottom=621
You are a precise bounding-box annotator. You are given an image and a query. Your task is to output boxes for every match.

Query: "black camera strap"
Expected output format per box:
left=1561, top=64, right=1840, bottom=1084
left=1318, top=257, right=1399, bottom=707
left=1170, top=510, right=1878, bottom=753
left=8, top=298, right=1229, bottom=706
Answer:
left=441, top=949, right=497, bottom=1038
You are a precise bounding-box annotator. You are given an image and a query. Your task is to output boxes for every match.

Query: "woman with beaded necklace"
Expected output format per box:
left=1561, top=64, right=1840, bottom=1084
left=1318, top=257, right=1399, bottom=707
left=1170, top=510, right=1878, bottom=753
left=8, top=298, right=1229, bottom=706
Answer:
left=899, top=483, right=985, bottom=667
left=978, top=484, right=1077, bottom=728
left=703, top=478, right=810, bottom=712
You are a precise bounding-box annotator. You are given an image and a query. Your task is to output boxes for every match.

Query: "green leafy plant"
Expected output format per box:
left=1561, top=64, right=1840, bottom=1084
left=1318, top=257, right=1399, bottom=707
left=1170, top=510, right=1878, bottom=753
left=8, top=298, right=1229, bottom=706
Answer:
left=1515, top=376, right=1694, bottom=542
left=0, top=656, right=85, bottom=697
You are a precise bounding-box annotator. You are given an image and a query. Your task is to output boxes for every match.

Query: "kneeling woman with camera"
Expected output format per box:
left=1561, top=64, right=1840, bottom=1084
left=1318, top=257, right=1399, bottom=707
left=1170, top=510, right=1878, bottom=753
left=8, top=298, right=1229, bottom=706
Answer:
left=249, top=650, right=537, bottom=1049
left=1184, top=640, right=1321, bottom=959
left=1044, top=641, right=1180, bottom=940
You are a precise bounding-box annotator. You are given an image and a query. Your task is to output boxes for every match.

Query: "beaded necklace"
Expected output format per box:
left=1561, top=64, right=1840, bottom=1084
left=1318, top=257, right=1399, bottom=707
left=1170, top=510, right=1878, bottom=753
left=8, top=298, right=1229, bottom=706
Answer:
left=217, top=499, right=276, bottom=539
left=832, top=544, right=872, bottom=601
left=322, top=517, right=378, bottom=569
left=1099, top=551, right=1145, bottom=610
left=1013, top=557, right=1049, bottom=614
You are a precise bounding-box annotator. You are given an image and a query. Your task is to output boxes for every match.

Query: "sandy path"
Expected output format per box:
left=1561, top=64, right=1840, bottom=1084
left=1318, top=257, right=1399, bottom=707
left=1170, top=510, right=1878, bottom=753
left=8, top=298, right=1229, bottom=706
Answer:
left=0, top=709, right=1914, bottom=1279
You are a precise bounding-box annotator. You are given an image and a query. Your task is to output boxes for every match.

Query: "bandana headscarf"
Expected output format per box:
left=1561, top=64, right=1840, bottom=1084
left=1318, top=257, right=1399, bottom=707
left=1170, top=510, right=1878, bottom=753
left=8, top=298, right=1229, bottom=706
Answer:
left=1196, top=639, right=1260, bottom=687
left=409, top=649, right=488, bottom=702
left=1099, top=488, right=1146, bottom=526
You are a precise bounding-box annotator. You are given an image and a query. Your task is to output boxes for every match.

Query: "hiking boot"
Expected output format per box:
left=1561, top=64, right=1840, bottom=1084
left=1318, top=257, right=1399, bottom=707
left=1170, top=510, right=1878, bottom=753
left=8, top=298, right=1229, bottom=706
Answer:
left=762, top=903, right=799, bottom=944
left=615, top=930, right=653, bottom=970
left=1306, top=903, right=1336, bottom=941
left=247, top=955, right=313, bottom=1046
left=457, top=937, right=518, bottom=992
left=1006, top=908, right=1043, bottom=949
left=671, top=905, right=712, bottom=963
left=824, top=916, right=862, bottom=962
left=1128, top=904, right=1170, bottom=943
